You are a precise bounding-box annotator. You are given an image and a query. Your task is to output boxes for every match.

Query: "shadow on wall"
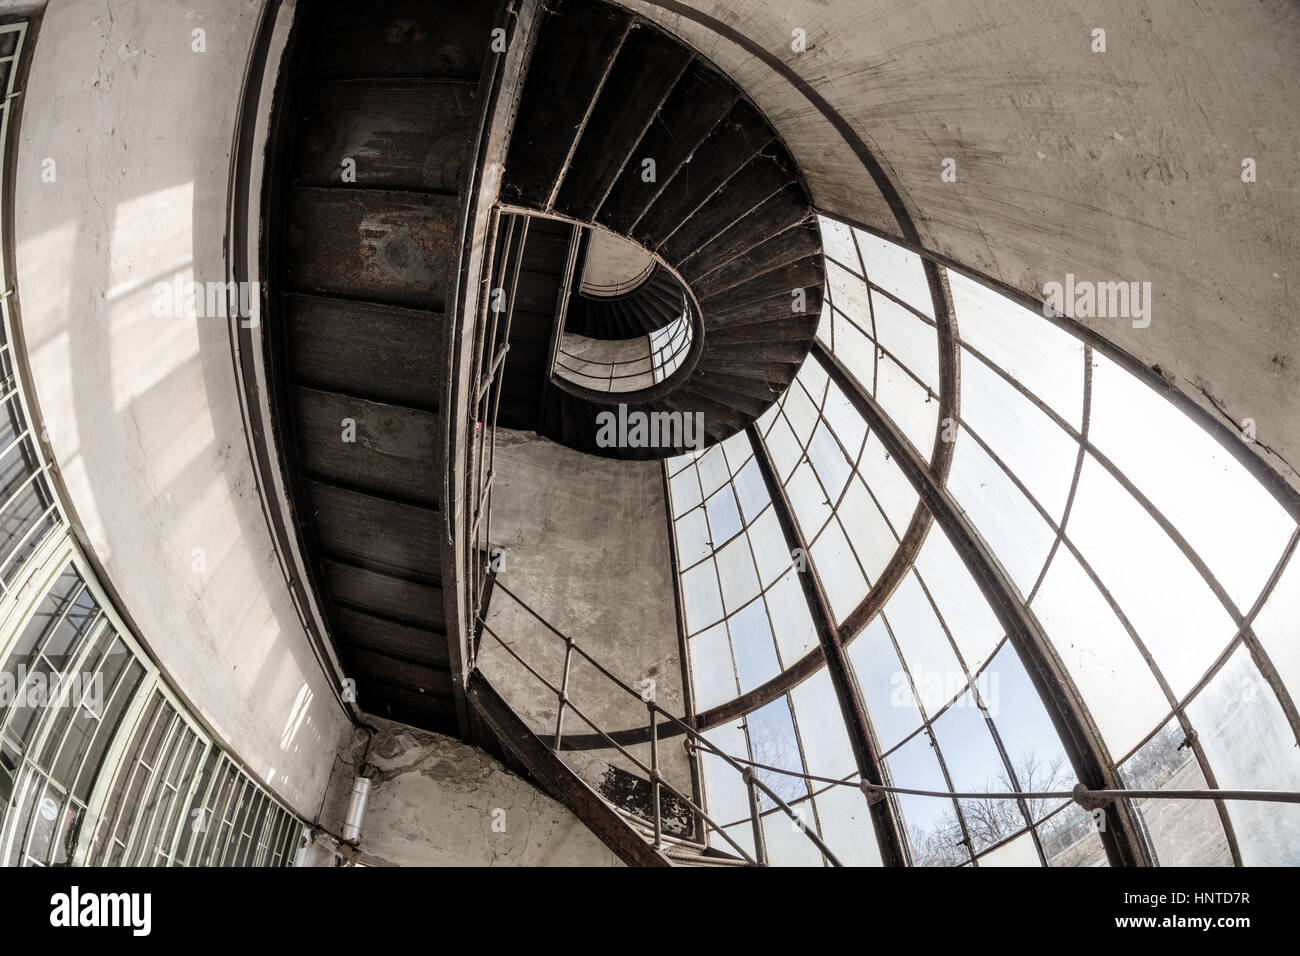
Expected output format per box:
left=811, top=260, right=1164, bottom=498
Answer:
left=10, top=2, right=351, bottom=811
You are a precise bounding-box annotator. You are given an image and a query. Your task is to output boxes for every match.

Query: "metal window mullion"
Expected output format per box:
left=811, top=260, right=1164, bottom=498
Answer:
left=814, top=338, right=1148, bottom=866
left=224, top=775, right=256, bottom=866
left=869, top=608, right=977, bottom=865
left=1086, top=441, right=1300, bottom=746
left=160, top=736, right=210, bottom=867
left=0, top=458, right=48, bottom=519
left=661, top=461, right=708, bottom=840
left=748, top=422, right=909, bottom=866
left=153, top=732, right=202, bottom=866
left=119, top=710, right=182, bottom=866
left=0, top=604, right=108, bottom=866
left=62, top=632, right=142, bottom=812
left=194, top=759, right=237, bottom=867
left=0, top=501, right=58, bottom=584
left=72, top=671, right=160, bottom=866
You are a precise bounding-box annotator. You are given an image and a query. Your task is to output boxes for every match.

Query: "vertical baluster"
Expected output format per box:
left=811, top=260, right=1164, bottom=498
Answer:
left=552, top=636, right=574, bottom=752
left=649, top=702, right=662, bottom=850
left=743, top=767, right=768, bottom=866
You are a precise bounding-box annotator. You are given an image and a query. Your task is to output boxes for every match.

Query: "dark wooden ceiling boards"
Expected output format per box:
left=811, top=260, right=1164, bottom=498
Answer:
left=265, top=0, right=496, bottom=734
left=261, top=0, right=823, bottom=731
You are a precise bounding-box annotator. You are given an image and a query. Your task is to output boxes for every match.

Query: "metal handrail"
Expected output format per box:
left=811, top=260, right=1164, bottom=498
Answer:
left=480, top=584, right=1300, bottom=866
left=467, top=211, right=530, bottom=629
left=479, top=580, right=843, bottom=865
left=578, top=259, right=656, bottom=298
left=552, top=297, right=693, bottom=394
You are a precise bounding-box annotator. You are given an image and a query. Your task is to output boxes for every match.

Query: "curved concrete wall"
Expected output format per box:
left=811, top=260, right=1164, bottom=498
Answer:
left=619, top=0, right=1300, bottom=493
left=9, top=0, right=351, bottom=817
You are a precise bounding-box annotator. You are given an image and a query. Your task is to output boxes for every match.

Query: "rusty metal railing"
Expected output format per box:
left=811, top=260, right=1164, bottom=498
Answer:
left=477, top=579, right=844, bottom=866
left=467, top=210, right=530, bottom=628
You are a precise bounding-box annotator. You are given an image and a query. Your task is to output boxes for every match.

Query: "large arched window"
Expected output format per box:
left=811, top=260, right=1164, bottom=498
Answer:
left=667, top=214, right=1300, bottom=867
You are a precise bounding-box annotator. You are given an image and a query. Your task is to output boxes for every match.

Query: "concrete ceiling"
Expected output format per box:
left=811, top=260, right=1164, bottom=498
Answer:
left=616, top=0, right=1300, bottom=493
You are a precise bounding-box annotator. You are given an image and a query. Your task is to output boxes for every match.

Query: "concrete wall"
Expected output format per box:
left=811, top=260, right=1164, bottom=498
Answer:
left=335, top=718, right=622, bottom=867
left=478, top=428, right=692, bottom=800
left=8, top=0, right=351, bottom=816
left=619, top=0, right=1300, bottom=493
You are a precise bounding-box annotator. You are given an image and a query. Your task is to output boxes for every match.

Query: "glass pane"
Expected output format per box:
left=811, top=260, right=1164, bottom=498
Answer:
left=1089, top=354, right=1295, bottom=610
left=886, top=731, right=965, bottom=866
left=762, top=809, right=824, bottom=867
left=931, top=693, right=1023, bottom=853
left=984, top=642, right=1073, bottom=821
left=748, top=507, right=791, bottom=588
left=696, top=446, right=729, bottom=499
left=1031, top=547, right=1167, bottom=759
left=681, top=560, right=723, bottom=634
left=810, top=518, right=867, bottom=623
left=1119, top=719, right=1232, bottom=866
left=688, top=624, right=736, bottom=712
left=1068, top=455, right=1236, bottom=698
left=882, top=573, right=963, bottom=715
left=859, top=433, right=918, bottom=533
left=817, top=215, right=861, bottom=273
left=764, top=413, right=803, bottom=483
left=825, top=258, right=873, bottom=327
left=872, top=291, right=938, bottom=391
left=1185, top=646, right=1300, bottom=865
left=715, top=534, right=760, bottom=614
left=807, top=422, right=852, bottom=503
left=948, top=434, right=1056, bottom=596
left=975, top=829, right=1041, bottom=867
left=847, top=616, right=922, bottom=753
left=960, top=346, right=1079, bottom=522
left=701, top=721, right=750, bottom=827
left=704, top=485, right=742, bottom=546
left=727, top=600, right=780, bottom=694
left=1038, top=803, right=1108, bottom=867
left=746, top=698, right=807, bottom=810
left=854, top=233, right=933, bottom=318
left=720, top=431, right=752, bottom=474
left=948, top=269, right=1084, bottom=429
left=837, top=475, right=895, bottom=587
left=668, top=465, right=700, bottom=517
left=75, top=659, right=144, bottom=802
left=830, top=309, right=875, bottom=393
left=822, top=376, right=867, bottom=457
left=913, top=523, right=1003, bottom=670
left=875, top=352, right=937, bottom=461
left=673, top=508, right=711, bottom=567
left=732, top=459, right=768, bottom=524
left=813, top=785, right=882, bottom=866
left=790, top=669, right=855, bottom=781
left=766, top=571, right=817, bottom=663
left=786, top=462, right=832, bottom=540
left=783, top=377, right=821, bottom=442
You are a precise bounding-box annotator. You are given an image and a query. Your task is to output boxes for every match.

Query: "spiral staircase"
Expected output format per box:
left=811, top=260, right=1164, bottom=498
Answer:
left=258, top=0, right=826, bottom=864
left=495, top=0, right=824, bottom=458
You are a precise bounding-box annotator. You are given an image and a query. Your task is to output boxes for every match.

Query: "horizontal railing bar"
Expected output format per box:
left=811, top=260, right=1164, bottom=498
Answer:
left=477, top=620, right=756, bottom=864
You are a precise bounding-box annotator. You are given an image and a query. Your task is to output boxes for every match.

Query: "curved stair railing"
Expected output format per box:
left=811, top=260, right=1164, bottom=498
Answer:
left=474, top=580, right=844, bottom=866
left=552, top=293, right=693, bottom=394
left=578, top=258, right=656, bottom=298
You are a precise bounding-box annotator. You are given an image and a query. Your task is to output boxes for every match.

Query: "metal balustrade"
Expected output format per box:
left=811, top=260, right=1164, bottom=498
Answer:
left=476, top=580, right=843, bottom=866
left=552, top=296, right=693, bottom=394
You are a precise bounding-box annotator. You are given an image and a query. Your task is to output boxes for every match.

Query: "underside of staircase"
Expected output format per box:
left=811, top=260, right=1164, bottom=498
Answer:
left=495, top=0, right=825, bottom=460
left=256, top=0, right=824, bottom=865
